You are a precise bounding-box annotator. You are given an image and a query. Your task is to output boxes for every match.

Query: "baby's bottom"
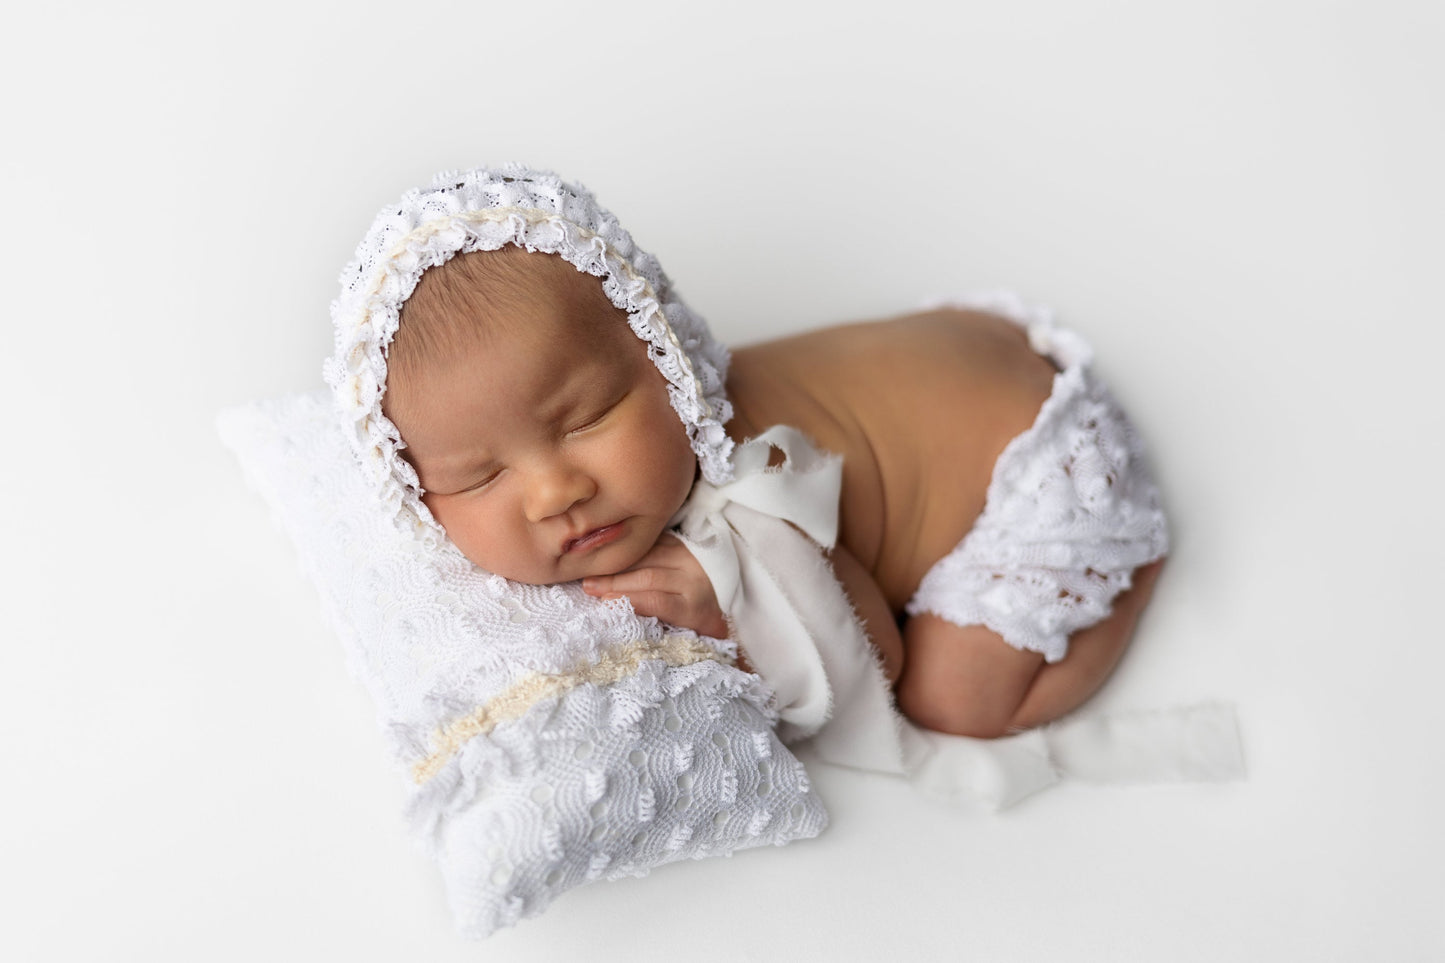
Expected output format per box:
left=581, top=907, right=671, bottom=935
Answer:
left=897, top=558, right=1164, bottom=737
left=896, top=304, right=1169, bottom=737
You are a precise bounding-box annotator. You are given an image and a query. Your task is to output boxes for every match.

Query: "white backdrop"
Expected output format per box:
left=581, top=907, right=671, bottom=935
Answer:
left=4, top=1, right=1442, bottom=959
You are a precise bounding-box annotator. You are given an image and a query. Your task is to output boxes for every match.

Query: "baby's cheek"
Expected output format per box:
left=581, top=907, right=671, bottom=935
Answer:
left=427, top=498, right=486, bottom=563
left=655, top=430, right=699, bottom=507
left=450, top=518, right=544, bottom=582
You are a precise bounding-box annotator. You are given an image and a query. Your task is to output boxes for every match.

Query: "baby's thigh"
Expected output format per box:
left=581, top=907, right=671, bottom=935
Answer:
left=894, top=558, right=1166, bottom=738
left=895, top=614, right=1044, bottom=738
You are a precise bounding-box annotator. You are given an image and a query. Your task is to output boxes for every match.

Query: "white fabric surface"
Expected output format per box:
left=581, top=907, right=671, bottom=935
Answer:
left=10, top=4, right=1443, bottom=959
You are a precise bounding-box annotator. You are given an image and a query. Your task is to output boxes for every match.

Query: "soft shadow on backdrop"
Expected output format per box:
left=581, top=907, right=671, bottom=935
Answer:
left=3, top=1, right=1441, bottom=959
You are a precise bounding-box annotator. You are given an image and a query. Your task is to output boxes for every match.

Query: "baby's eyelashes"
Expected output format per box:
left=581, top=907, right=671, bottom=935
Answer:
left=566, top=393, right=628, bottom=436
left=567, top=410, right=609, bottom=435
left=449, top=468, right=501, bottom=495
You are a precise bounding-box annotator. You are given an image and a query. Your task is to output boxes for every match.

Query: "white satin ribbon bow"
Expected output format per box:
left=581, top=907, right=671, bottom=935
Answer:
left=669, top=425, right=907, bottom=771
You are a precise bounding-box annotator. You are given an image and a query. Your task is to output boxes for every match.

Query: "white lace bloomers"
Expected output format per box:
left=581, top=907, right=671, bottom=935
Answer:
left=905, top=292, right=1171, bottom=664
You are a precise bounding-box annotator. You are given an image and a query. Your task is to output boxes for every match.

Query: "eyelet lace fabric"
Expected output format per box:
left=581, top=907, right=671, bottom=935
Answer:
left=905, top=292, right=1170, bottom=663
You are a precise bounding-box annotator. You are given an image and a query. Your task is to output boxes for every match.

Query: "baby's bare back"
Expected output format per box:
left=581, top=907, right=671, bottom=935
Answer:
left=724, top=308, right=1058, bottom=612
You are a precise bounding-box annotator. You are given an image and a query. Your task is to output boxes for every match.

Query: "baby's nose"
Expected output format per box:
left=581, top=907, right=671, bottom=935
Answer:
left=523, top=464, right=597, bottom=522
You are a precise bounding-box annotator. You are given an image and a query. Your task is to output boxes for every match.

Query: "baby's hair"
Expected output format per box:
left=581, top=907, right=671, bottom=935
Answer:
left=390, top=247, right=542, bottom=377
left=386, top=246, right=624, bottom=401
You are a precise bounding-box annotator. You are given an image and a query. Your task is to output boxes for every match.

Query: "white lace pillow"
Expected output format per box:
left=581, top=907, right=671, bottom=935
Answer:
left=218, top=390, right=827, bottom=939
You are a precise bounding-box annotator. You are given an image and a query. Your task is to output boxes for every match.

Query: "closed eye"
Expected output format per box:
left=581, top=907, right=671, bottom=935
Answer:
left=567, top=396, right=623, bottom=435
left=458, top=468, right=502, bottom=494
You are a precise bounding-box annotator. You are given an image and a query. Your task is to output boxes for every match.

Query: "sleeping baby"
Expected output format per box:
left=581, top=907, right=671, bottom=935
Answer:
left=362, top=167, right=1168, bottom=743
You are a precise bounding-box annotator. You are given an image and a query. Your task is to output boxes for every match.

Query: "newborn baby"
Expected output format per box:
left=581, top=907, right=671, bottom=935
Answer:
left=382, top=243, right=1168, bottom=740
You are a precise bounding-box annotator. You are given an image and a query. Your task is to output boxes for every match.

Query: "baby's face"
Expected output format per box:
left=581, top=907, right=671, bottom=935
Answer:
left=384, top=260, right=698, bottom=585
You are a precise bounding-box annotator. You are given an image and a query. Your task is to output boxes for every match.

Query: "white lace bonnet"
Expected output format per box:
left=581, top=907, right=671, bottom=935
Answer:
left=323, top=164, right=735, bottom=537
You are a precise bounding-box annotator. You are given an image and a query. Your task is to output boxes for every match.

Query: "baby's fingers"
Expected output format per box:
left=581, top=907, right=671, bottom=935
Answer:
left=582, top=580, right=686, bottom=626
left=582, top=566, right=673, bottom=599
left=611, top=590, right=684, bottom=623
left=582, top=569, right=727, bottom=638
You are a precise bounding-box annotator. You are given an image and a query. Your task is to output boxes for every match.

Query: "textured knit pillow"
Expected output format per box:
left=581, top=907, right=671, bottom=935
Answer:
left=219, top=390, right=827, bottom=939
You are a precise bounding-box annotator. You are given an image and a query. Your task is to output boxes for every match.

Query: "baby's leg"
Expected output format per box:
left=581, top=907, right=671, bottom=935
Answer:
left=1009, top=558, right=1163, bottom=728
left=896, top=558, right=1164, bottom=738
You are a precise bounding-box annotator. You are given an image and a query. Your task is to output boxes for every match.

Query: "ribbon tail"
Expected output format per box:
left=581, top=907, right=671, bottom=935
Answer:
left=671, top=521, right=743, bottom=619
left=723, top=512, right=833, bottom=740
left=725, top=504, right=906, bottom=773
left=897, top=702, right=1245, bottom=812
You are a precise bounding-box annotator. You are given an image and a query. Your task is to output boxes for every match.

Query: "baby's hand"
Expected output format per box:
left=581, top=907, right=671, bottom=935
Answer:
left=582, top=534, right=730, bottom=641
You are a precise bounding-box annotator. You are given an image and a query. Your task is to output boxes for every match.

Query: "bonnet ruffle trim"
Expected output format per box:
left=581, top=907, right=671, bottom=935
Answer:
left=323, top=164, right=734, bottom=539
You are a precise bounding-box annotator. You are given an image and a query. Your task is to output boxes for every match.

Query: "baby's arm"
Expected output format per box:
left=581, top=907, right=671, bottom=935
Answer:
left=827, top=544, right=904, bottom=683
left=581, top=535, right=730, bottom=641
